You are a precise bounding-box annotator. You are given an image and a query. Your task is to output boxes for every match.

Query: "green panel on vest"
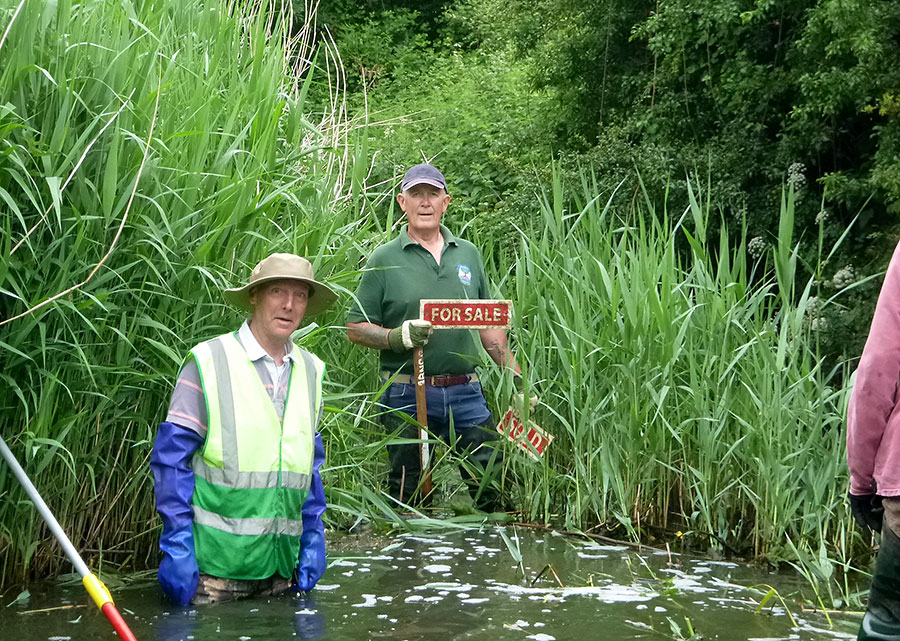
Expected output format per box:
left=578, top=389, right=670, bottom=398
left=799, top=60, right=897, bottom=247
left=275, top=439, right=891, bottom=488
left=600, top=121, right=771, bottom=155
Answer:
left=194, top=524, right=299, bottom=581
left=194, top=476, right=308, bottom=520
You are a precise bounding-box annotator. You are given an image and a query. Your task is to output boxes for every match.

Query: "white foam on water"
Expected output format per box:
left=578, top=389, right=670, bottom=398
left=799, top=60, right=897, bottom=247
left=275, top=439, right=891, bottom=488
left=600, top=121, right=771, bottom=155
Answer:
left=431, top=546, right=464, bottom=554
left=294, top=609, right=316, bottom=615
left=461, top=598, right=489, bottom=604
left=377, top=596, right=393, bottom=602
left=670, top=576, right=716, bottom=593
left=427, top=555, right=454, bottom=561
left=341, top=571, right=354, bottom=576
left=331, top=559, right=358, bottom=567
left=402, top=535, right=445, bottom=545
left=352, top=594, right=378, bottom=608
left=580, top=543, right=628, bottom=552
left=472, top=546, right=502, bottom=555
left=312, top=582, right=338, bottom=591
left=625, top=620, right=652, bottom=630
left=654, top=606, right=667, bottom=612
left=514, top=619, right=530, bottom=627
left=576, top=553, right=608, bottom=559
left=423, top=564, right=452, bottom=574
left=405, top=595, right=424, bottom=603
left=489, top=582, right=655, bottom=603
left=526, top=634, right=555, bottom=641
left=695, top=560, right=739, bottom=567
left=414, top=582, right=477, bottom=592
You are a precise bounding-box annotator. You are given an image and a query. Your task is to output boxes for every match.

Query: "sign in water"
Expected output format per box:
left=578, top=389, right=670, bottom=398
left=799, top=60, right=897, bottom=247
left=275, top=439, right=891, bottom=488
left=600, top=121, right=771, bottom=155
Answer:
left=496, top=410, right=553, bottom=460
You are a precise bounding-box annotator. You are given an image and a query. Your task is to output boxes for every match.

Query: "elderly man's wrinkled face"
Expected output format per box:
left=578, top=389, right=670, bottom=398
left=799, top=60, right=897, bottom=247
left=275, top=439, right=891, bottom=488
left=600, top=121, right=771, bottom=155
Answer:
left=249, top=279, right=310, bottom=344
left=397, top=184, right=450, bottom=237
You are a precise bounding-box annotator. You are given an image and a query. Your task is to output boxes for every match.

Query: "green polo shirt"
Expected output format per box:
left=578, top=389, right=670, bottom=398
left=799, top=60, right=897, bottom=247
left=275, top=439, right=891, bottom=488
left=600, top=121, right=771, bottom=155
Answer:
left=347, top=224, right=490, bottom=375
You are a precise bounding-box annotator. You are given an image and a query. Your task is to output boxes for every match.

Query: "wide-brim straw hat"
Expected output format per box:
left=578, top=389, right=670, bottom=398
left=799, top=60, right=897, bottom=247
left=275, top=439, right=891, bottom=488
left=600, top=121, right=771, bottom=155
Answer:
left=223, top=253, right=338, bottom=316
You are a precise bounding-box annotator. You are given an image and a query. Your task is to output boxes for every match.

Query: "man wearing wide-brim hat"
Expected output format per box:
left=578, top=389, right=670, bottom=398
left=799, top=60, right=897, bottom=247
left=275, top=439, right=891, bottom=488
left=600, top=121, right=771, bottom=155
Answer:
left=150, top=253, right=337, bottom=605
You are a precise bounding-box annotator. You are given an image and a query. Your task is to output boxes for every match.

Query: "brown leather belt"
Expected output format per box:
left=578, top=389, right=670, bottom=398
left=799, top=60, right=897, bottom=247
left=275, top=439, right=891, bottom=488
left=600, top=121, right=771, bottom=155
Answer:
left=381, top=371, right=479, bottom=387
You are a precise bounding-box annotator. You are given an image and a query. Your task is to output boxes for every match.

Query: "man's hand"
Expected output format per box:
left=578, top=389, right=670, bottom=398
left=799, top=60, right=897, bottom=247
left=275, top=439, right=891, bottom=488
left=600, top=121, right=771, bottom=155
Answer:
left=387, top=319, right=433, bottom=352
left=849, top=492, right=884, bottom=533
left=513, top=375, right=538, bottom=416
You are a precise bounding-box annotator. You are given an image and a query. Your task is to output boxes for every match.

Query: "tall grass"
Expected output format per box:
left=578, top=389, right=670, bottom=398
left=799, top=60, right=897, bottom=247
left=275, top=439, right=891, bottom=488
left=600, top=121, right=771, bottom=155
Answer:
left=0, top=0, right=864, bottom=607
left=0, top=0, right=368, bottom=583
left=467, top=171, right=858, bottom=601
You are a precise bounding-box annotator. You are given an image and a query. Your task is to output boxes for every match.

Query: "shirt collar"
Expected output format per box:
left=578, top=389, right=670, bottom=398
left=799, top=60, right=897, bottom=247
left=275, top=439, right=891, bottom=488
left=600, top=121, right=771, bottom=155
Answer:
left=237, top=320, right=296, bottom=363
left=400, top=224, right=458, bottom=249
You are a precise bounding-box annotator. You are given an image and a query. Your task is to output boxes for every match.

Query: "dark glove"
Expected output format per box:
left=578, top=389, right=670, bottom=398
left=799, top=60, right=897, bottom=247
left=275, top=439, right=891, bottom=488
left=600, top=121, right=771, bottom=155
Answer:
left=294, top=432, right=327, bottom=592
left=849, top=492, right=884, bottom=533
left=151, top=422, right=204, bottom=605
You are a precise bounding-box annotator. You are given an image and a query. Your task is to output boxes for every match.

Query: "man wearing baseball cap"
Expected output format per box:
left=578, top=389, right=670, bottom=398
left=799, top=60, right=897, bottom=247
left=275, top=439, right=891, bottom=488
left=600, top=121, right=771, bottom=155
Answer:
left=150, top=253, right=337, bottom=604
left=346, top=164, right=534, bottom=512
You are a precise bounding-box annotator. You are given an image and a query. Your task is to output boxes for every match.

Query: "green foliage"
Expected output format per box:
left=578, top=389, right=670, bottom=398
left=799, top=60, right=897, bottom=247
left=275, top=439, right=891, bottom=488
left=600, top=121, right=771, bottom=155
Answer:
left=0, top=0, right=355, bottom=584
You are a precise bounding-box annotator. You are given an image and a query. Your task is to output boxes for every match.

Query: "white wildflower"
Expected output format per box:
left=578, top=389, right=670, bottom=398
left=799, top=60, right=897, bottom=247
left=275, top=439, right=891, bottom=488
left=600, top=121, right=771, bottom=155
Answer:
left=832, top=265, right=856, bottom=289
left=748, top=236, right=766, bottom=259
left=787, top=162, right=807, bottom=190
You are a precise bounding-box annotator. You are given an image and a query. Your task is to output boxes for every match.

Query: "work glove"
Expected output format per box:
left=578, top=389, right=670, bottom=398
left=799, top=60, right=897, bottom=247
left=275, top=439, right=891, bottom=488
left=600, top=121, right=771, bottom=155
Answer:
left=388, top=319, right=433, bottom=352
left=294, top=528, right=327, bottom=592
left=159, top=531, right=200, bottom=606
left=513, top=374, right=538, bottom=416
left=294, top=432, right=327, bottom=593
left=849, top=492, right=884, bottom=533
left=151, top=421, right=204, bottom=606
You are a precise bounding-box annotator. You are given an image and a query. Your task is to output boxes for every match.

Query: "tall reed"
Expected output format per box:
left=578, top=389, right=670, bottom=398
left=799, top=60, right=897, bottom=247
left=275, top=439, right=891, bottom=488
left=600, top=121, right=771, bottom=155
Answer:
left=0, top=0, right=365, bottom=583
left=465, top=171, right=858, bottom=601
left=0, top=0, right=865, bottom=607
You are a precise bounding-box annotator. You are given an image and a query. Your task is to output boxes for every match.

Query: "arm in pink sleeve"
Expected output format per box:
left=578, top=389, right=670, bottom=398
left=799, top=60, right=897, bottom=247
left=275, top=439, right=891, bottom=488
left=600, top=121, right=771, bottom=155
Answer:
left=847, top=241, right=900, bottom=494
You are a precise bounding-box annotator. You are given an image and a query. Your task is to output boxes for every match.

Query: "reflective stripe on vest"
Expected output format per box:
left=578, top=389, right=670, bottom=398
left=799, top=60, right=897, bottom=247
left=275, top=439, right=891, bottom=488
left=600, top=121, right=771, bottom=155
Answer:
left=193, top=506, right=305, bottom=537
left=188, top=332, right=323, bottom=578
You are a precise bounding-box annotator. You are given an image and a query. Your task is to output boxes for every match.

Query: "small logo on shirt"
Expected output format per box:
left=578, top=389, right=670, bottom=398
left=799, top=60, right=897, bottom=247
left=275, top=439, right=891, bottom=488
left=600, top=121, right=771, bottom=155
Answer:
left=457, top=264, right=472, bottom=286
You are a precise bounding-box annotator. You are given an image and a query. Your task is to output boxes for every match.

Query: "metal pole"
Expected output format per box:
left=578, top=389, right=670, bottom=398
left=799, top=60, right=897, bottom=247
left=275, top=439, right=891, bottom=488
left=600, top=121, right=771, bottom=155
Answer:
left=0, top=434, right=139, bottom=641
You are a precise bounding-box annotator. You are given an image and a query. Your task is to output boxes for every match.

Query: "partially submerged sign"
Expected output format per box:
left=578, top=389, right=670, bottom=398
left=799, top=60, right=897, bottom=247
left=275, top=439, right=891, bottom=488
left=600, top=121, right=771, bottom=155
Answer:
left=496, top=409, right=553, bottom=460
left=419, top=299, right=512, bottom=329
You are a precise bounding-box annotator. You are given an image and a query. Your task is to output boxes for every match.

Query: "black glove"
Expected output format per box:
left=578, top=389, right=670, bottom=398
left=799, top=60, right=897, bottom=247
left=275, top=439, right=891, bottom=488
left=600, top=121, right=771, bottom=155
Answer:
left=849, top=492, right=884, bottom=533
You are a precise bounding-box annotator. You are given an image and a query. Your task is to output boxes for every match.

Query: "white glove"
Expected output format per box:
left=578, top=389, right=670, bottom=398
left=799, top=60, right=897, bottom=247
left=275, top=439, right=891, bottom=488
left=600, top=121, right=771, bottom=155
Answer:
left=388, top=319, right=434, bottom=352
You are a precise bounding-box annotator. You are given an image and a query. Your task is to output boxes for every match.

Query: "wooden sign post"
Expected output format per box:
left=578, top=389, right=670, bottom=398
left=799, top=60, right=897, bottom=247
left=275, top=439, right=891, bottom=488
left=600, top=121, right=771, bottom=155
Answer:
left=416, top=299, right=551, bottom=466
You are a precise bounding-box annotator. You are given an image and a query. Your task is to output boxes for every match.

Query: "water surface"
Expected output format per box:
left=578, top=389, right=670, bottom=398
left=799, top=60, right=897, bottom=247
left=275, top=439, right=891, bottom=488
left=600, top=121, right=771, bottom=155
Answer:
left=0, top=526, right=860, bottom=640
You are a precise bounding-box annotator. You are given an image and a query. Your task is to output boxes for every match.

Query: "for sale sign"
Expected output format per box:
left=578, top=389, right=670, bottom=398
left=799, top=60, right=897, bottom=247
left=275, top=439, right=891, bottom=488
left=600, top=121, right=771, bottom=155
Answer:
left=496, top=409, right=553, bottom=460
left=419, top=299, right=512, bottom=329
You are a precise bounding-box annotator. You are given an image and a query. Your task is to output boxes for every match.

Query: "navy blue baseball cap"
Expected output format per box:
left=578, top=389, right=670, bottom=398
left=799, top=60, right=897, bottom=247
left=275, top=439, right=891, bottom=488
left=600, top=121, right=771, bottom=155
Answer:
left=401, top=164, right=447, bottom=192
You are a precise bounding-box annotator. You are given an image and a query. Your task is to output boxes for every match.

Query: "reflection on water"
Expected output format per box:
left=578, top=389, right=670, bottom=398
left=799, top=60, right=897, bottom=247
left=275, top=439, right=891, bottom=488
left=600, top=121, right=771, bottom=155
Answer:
left=0, top=527, right=860, bottom=640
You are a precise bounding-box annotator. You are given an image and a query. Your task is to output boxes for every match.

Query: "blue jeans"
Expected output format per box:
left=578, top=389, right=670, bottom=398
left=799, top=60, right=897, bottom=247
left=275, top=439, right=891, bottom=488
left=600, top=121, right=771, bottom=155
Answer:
left=379, top=380, right=504, bottom=510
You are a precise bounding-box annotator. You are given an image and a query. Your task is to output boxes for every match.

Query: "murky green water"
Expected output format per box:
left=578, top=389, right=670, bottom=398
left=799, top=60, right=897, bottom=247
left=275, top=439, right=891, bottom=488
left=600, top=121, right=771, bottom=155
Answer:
left=0, top=527, right=859, bottom=640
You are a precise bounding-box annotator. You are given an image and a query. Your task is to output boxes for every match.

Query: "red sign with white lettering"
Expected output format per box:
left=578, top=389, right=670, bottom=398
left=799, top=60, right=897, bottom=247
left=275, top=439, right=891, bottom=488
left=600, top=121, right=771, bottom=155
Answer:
left=496, top=409, right=553, bottom=460
left=419, top=299, right=512, bottom=329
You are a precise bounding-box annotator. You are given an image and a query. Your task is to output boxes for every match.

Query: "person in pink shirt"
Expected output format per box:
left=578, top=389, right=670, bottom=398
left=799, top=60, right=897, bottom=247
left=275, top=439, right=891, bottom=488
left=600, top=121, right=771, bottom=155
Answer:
left=847, top=241, right=900, bottom=640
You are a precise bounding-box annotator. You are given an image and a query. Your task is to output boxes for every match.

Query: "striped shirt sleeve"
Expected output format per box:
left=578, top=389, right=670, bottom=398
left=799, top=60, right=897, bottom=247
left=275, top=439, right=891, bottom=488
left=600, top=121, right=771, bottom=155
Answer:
left=165, top=357, right=208, bottom=437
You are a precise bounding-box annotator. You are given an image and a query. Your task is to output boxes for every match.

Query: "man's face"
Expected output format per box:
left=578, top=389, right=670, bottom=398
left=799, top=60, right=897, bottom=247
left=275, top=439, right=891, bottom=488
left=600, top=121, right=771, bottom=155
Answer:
left=249, top=279, right=310, bottom=343
left=397, top=184, right=450, bottom=235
